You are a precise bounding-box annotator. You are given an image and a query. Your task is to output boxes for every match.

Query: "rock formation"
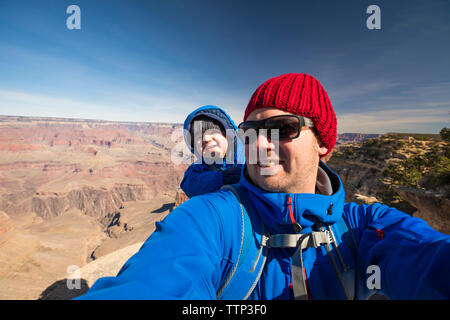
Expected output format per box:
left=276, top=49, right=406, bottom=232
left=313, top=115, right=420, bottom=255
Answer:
left=0, top=211, right=14, bottom=237
left=39, top=242, right=143, bottom=300
left=328, top=133, right=449, bottom=231
left=394, top=187, right=450, bottom=234
left=1, top=115, right=447, bottom=300
left=0, top=116, right=186, bottom=299
left=173, top=188, right=189, bottom=210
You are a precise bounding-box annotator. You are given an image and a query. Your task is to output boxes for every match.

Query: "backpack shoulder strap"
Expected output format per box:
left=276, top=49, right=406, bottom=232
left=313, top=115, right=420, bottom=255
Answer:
left=326, top=215, right=358, bottom=300
left=216, top=184, right=269, bottom=300
left=332, top=215, right=358, bottom=252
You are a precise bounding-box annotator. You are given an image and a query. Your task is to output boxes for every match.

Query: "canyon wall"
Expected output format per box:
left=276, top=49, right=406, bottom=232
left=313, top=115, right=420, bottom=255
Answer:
left=0, top=116, right=187, bottom=299
left=0, top=116, right=447, bottom=299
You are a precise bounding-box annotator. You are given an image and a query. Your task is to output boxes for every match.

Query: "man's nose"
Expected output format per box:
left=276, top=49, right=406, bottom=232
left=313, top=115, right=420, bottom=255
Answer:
left=256, top=131, right=275, bottom=150
left=245, top=132, right=277, bottom=164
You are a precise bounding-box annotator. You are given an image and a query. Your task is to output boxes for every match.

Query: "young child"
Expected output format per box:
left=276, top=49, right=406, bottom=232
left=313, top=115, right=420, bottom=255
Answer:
left=181, top=105, right=245, bottom=198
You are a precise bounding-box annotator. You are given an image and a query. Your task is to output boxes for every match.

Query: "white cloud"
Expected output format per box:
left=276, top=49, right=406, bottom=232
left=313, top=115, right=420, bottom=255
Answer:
left=338, top=107, right=449, bottom=133
left=0, top=88, right=247, bottom=124
left=0, top=89, right=183, bottom=122
left=329, top=79, right=402, bottom=103
left=330, top=80, right=450, bottom=133
left=0, top=90, right=104, bottom=118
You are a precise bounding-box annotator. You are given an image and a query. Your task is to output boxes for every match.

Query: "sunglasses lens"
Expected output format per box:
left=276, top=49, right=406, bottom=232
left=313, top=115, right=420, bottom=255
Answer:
left=266, top=117, right=300, bottom=140
left=238, top=123, right=257, bottom=144
left=238, top=116, right=301, bottom=144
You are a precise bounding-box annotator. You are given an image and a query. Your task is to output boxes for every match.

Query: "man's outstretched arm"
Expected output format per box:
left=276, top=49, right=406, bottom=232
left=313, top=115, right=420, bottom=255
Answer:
left=345, top=202, right=450, bottom=299
left=75, top=195, right=232, bottom=300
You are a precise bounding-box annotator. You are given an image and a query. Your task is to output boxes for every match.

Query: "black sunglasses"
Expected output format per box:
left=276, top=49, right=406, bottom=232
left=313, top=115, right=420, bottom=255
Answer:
left=238, top=115, right=314, bottom=144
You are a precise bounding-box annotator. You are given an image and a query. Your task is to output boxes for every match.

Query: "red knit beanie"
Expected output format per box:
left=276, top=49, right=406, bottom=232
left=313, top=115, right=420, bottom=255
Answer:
left=244, top=73, right=336, bottom=158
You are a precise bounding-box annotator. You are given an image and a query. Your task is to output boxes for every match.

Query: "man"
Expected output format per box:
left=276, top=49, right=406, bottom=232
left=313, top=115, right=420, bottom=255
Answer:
left=76, top=73, right=450, bottom=300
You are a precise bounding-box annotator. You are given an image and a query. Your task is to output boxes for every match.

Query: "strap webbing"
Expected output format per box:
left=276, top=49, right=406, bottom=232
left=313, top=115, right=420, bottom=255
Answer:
left=219, top=184, right=355, bottom=300
left=217, top=184, right=268, bottom=300
left=267, top=231, right=332, bottom=249
left=324, top=241, right=351, bottom=300
left=291, top=235, right=310, bottom=300
left=266, top=231, right=333, bottom=300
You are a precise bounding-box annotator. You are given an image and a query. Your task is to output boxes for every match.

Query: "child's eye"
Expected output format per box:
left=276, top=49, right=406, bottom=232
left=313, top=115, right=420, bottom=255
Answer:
left=208, top=129, right=222, bottom=135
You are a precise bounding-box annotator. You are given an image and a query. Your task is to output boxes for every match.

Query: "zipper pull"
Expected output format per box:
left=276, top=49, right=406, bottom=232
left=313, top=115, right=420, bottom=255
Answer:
left=287, top=196, right=302, bottom=233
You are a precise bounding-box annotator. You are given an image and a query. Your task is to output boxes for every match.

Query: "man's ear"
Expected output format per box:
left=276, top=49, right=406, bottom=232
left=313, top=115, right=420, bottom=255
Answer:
left=313, top=129, right=328, bottom=156
left=318, top=146, right=328, bottom=156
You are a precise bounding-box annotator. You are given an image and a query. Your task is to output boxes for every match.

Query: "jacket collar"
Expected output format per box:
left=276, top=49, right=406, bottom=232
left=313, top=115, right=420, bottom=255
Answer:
left=239, top=160, right=346, bottom=234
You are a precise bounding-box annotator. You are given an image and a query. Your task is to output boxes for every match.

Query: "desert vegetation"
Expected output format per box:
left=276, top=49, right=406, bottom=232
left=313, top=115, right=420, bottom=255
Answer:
left=381, top=128, right=449, bottom=193
left=328, top=129, right=449, bottom=217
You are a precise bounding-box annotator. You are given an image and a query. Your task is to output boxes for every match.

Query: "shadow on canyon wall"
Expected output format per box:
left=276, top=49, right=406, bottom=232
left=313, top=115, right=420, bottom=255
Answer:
left=39, top=279, right=90, bottom=300
left=152, top=202, right=175, bottom=213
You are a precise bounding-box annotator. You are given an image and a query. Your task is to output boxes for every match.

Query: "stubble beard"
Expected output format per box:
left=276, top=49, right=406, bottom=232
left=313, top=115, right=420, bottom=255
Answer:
left=247, top=146, right=320, bottom=194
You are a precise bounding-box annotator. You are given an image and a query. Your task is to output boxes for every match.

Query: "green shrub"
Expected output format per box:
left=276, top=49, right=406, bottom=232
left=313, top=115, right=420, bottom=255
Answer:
left=383, top=138, right=449, bottom=190
left=440, top=128, right=450, bottom=142
left=343, top=147, right=355, bottom=157
left=364, top=139, right=376, bottom=146
left=431, top=156, right=450, bottom=185
left=383, top=156, right=424, bottom=188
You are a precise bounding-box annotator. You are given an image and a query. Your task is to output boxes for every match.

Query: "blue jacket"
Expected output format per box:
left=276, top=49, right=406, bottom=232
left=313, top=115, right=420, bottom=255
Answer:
left=76, top=161, right=450, bottom=300
left=180, top=105, right=245, bottom=198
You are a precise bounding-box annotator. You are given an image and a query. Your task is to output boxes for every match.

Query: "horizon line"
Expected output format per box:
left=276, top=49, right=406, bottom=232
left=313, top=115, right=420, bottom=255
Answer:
left=0, top=114, right=444, bottom=136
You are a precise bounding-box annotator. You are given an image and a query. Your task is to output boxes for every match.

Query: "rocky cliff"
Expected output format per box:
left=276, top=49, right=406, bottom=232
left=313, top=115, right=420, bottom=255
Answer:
left=0, top=211, right=14, bottom=237
left=336, top=133, right=381, bottom=145
left=39, top=241, right=143, bottom=300
left=394, top=187, right=450, bottom=234
left=1, top=115, right=448, bottom=299
left=328, top=133, right=449, bottom=230
left=31, top=184, right=151, bottom=220
left=0, top=116, right=186, bottom=299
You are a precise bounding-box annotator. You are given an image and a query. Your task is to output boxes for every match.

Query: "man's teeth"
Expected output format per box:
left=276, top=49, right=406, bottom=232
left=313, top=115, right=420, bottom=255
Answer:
left=258, top=161, right=278, bottom=167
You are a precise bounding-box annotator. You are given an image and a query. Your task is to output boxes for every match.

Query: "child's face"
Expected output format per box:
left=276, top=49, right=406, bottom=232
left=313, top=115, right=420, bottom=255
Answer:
left=194, top=129, right=228, bottom=159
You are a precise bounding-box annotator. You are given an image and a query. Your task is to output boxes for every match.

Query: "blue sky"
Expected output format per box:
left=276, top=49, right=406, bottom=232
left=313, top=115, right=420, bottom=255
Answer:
left=0, top=0, right=449, bottom=133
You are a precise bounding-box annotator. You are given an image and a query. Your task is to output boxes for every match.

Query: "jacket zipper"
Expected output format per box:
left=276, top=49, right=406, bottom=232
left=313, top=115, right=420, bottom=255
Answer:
left=287, top=196, right=310, bottom=300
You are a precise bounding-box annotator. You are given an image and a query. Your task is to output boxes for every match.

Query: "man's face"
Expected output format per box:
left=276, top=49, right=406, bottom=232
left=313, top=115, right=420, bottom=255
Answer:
left=244, top=107, right=328, bottom=193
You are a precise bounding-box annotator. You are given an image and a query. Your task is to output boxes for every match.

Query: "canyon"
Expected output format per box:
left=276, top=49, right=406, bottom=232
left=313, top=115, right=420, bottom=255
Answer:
left=0, top=115, right=188, bottom=299
left=0, top=115, right=447, bottom=300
